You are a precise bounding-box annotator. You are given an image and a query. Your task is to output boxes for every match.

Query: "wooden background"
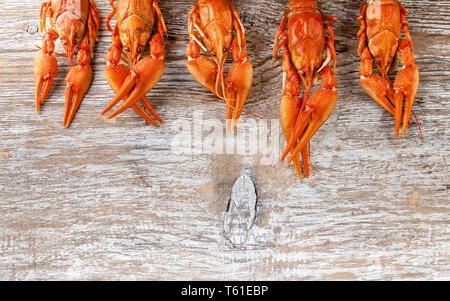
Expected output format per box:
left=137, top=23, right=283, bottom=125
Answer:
left=0, top=0, right=449, bottom=280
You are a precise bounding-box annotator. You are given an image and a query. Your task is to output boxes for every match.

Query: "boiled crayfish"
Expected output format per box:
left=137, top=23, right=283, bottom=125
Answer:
left=357, top=0, right=420, bottom=138
left=273, top=0, right=338, bottom=179
left=186, top=0, right=253, bottom=131
left=35, top=0, right=100, bottom=127
left=101, top=0, right=167, bottom=126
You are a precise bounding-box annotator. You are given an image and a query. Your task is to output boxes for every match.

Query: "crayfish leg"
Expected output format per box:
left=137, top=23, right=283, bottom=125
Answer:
left=393, top=42, right=419, bottom=138
left=34, top=30, right=58, bottom=115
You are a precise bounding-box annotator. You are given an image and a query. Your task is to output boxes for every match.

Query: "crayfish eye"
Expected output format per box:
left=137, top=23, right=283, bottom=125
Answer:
left=125, top=47, right=130, bottom=52
left=137, top=48, right=142, bottom=53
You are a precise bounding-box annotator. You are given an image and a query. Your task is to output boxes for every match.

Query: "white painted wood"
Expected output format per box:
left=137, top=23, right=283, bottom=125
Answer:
left=0, top=0, right=449, bottom=280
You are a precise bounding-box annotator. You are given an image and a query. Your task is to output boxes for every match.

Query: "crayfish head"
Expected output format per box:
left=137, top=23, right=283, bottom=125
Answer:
left=206, top=21, right=232, bottom=64
left=210, top=32, right=226, bottom=65
left=208, top=29, right=230, bottom=96
left=120, top=15, right=151, bottom=66
left=57, top=13, right=86, bottom=66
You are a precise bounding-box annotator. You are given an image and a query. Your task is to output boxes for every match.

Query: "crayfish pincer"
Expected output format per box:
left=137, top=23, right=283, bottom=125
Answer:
left=357, top=0, right=421, bottom=138
left=101, top=0, right=166, bottom=126
left=34, top=0, right=100, bottom=127
left=186, top=0, right=253, bottom=131
left=273, top=0, right=338, bottom=179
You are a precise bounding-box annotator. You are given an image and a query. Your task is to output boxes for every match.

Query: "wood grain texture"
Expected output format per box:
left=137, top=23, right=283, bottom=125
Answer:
left=0, top=0, right=449, bottom=280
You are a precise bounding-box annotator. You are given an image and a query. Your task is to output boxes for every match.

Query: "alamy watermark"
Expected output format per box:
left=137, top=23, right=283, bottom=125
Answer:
left=170, top=112, right=282, bottom=166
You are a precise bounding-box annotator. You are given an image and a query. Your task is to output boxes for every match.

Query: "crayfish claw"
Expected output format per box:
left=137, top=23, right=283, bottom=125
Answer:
left=287, top=87, right=338, bottom=165
left=63, top=64, right=93, bottom=127
left=186, top=51, right=219, bottom=96
left=225, top=60, right=253, bottom=131
left=105, top=73, right=137, bottom=119
left=104, top=62, right=163, bottom=126
left=103, top=31, right=165, bottom=124
left=34, top=47, right=58, bottom=115
left=393, top=44, right=419, bottom=138
left=360, top=75, right=396, bottom=116
left=106, top=56, right=165, bottom=121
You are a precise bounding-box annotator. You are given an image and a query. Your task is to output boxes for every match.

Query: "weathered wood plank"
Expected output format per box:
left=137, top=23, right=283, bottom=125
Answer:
left=0, top=0, right=449, bottom=280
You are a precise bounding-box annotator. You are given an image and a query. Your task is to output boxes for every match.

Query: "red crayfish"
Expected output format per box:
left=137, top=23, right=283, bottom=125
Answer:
left=34, top=0, right=100, bottom=127
left=357, top=0, right=421, bottom=138
left=101, top=0, right=167, bottom=126
left=274, top=0, right=338, bottom=179
left=186, top=0, right=253, bottom=131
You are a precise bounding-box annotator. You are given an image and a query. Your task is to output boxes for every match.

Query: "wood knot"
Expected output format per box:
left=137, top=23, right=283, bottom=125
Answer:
left=223, top=175, right=258, bottom=247
left=27, top=23, right=39, bottom=35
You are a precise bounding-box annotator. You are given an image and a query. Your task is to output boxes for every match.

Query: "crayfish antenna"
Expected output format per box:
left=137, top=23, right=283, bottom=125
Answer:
left=411, top=110, right=424, bottom=142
